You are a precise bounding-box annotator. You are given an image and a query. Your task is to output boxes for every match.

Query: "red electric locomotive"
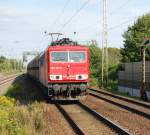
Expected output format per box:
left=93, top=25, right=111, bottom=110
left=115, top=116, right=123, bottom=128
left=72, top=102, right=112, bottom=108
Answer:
left=27, top=38, right=90, bottom=100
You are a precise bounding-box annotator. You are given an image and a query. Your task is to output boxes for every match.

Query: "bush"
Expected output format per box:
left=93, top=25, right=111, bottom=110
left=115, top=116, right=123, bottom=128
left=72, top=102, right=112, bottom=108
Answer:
left=0, top=96, right=21, bottom=135
left=0, top=56, right=23, bottom=73
left=0, top=96, right=45, bottom=135
left=0, top=96, right=16, bottom=108
left=89, top=78, right=99, bottom=86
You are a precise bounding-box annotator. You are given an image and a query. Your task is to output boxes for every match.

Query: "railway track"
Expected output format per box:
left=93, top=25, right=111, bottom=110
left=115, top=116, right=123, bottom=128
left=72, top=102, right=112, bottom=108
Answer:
left=56, top=102, right=131, bottom=135
left=89, top=88, right=150, bottom=108
left=89, top=89, right=150, bottom=120
left=0, top=74, right=19, bottom=85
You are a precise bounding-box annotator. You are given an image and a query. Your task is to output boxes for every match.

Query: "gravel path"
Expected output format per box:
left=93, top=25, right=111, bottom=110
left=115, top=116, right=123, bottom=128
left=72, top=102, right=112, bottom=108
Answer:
left=62, top=104, right=116, bottom=135
left=82, top=95, right=150, bottom=135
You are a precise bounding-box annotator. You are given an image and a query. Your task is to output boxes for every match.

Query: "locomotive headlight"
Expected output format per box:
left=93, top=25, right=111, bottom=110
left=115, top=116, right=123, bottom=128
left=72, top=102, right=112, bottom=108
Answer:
left=50, top=75, right=55, bottom=80
left=76, top=74, right=88, bottom=80
left=50, top=75, right=62, bottom=80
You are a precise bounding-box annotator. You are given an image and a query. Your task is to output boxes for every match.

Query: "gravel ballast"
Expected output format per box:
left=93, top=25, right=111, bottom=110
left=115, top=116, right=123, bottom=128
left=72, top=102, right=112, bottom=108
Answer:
left=82, top=95, right=150, bottom=135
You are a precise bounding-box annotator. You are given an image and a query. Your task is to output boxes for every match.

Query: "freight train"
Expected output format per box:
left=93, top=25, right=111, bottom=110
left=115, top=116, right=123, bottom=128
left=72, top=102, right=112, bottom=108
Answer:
left=27, top=38, right=90, bottom=100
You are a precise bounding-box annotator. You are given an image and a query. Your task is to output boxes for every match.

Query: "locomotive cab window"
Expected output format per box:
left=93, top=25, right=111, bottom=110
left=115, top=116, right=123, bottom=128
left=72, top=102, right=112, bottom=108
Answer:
left=51, top=52, right=68, bottom=62
left=69, top=52, right=86, bottom=62
left=51, top=51, right=86, bottom=63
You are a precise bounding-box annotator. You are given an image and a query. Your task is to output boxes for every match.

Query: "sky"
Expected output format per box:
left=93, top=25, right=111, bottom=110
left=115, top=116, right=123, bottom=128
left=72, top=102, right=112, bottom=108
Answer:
left=0, top=0, right=150, bottom=60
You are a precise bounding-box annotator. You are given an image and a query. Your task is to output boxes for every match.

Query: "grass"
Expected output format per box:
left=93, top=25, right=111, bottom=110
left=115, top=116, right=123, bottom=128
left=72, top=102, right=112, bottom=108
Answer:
left=0, top=96, right=46, bottom=135
left=0, top=75, right=47, bottom=135
left=89, top=78, right=99, bottom=86
left=90, top=79, right=147, bottom=101
left=5, top=78, right=42, bottom=103
left=105, top=80, right=146, bottom=101
left=0, top=70, right=23, bottom=75
left=5, top=84, right=23, bottom=98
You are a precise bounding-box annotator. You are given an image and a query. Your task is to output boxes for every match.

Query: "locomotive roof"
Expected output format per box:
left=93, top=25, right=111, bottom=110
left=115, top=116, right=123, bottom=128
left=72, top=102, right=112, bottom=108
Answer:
left=50, top=38, right=77, bottom=46
left=46, top=38, right=88, bottom=51
left=48, top=44, right=88, bottom=50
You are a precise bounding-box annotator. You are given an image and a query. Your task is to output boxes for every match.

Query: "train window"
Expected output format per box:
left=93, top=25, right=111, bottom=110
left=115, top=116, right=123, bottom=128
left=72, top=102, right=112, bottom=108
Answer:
left=51, top=52, right=68, bottom=62
left=69, top=52, right=86, bottom=62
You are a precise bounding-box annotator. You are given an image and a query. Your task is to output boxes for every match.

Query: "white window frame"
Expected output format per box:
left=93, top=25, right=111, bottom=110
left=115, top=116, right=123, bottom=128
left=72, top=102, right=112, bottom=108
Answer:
left=50, top=51, right=87, bottom=63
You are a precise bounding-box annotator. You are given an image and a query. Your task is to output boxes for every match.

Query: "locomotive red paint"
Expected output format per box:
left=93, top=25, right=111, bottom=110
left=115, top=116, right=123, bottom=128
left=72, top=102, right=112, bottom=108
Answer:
left=27, top=38, right=90, bottom=100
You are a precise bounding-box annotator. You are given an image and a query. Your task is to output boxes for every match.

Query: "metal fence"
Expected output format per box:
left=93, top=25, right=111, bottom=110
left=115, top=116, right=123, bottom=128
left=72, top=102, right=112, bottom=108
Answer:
left=118, top=62, right=150, bottom=91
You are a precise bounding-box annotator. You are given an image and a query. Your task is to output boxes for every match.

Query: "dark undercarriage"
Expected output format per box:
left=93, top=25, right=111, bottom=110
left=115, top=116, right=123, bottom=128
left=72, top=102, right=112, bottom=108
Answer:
left=47, top=83, right=88, bottom=100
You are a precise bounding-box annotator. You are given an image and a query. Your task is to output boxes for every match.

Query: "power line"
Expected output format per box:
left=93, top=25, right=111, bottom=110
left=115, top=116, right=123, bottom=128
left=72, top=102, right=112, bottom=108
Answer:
left=71, top=16, right=137, bottom=38
left=50, top=0, right=71, bottom=29
left=108, top=17, right=137, bottom=31
left=65, top=0, right=135, bottom=34
left=59, top=0, right=91, bottom=32
left=109, top=0, right=133, bottom=15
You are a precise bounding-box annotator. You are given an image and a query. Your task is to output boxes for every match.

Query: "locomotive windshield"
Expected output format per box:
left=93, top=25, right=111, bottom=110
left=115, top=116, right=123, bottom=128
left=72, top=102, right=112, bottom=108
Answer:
left=51, top=52, right=68, bottom=62
left=69, top=52, right=85, bottom=62
left=51, top=51, right=86, bottom=62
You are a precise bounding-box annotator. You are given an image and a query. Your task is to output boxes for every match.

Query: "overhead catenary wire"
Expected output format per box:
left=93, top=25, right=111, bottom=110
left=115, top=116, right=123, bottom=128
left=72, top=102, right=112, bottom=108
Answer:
left=61, top=0, right=135, bottom=39
left=82, top=16, right=137, bottom=36
left=50, top=0, right=72, bottom=30
left=109, top=0, right=134, bottom=15
left=59, top=0, right=92, bottom=32
left=109, top=17, right=137, bottom=31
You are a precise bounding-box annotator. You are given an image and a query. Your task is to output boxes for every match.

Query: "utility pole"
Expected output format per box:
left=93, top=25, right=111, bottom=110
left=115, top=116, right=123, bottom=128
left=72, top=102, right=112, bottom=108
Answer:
left=101, top=0, right=108, bottom=87
left=140, top=38, right=150, bottom=101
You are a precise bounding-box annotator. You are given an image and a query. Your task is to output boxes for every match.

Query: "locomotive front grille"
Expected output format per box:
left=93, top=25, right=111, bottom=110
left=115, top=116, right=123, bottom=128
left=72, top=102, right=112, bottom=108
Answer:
left=48, top=83, right=87, bottom=99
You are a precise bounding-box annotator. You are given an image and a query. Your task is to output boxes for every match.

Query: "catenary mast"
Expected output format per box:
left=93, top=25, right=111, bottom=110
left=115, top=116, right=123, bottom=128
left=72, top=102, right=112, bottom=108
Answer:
left=101, top=0, right=108, bottom=87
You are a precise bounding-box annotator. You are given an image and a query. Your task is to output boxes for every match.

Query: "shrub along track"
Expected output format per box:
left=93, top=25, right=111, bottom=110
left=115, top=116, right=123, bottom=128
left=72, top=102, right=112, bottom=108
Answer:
left=56, top=102, right=131, bottom=135
left=82, top=94, right=150, bottom=135
left=3, top=74, right=76, bottom=135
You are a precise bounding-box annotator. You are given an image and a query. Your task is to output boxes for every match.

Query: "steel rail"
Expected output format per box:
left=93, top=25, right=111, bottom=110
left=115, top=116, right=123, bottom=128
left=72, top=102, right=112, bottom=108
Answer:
left=56, top=104, right=85, bottom=135
left=78, top=102, right=131, bottom=135
left=0, top=73, right=22, bottom=86
left=89, top=88, right=150, bottom=109
left=0, top=75, right=15, bottom=82
left=89, top=92, right=150, bottom=120
left=0, top=77, right=16, bottom=85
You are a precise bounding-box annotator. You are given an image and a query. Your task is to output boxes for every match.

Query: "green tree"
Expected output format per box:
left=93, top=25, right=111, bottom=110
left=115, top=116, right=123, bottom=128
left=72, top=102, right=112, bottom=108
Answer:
left=0, top=56, right=23, bottom=73
left=0, top=56, right=6, bottom=63
left=88, top=40, right=102, bottom=79
left=88, top=41, right=121, bottom=86
left=108, top=48, right=121, bottom=67
left=108, top=48, right=121, bottom=80
left=121, top=14, right=150, bottom=62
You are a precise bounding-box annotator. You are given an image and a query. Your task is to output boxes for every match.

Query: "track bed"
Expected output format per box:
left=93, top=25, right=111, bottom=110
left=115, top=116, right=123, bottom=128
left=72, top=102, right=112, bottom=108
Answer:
left=83, top=95, right=150, bottom=135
